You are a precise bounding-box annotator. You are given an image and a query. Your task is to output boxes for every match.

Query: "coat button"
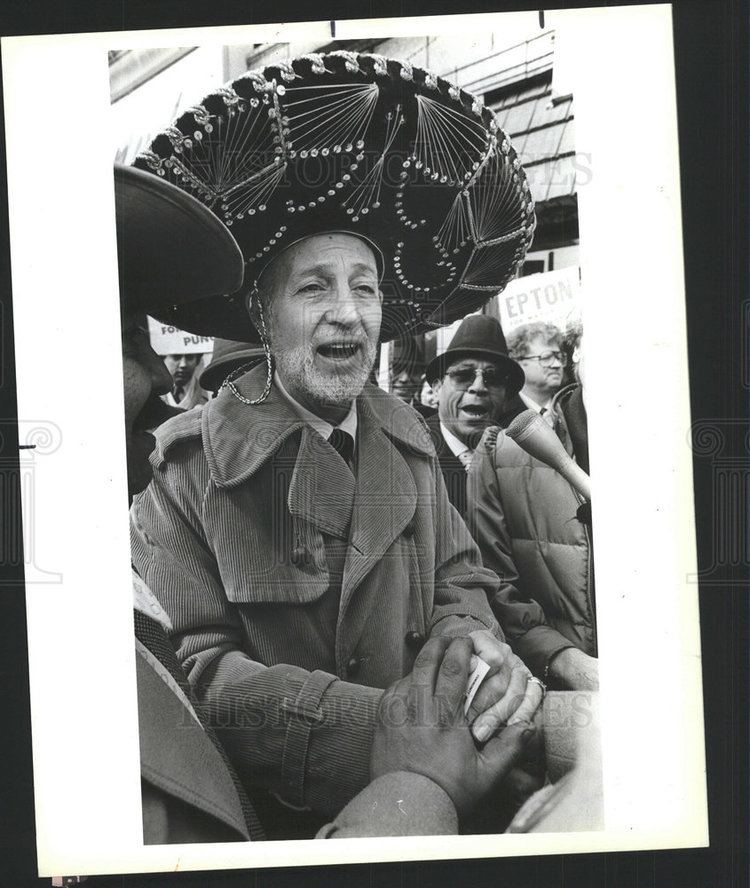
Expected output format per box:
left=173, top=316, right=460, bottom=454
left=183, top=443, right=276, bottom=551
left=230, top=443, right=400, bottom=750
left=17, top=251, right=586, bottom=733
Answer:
left=346, top=657, right=362, bottom=678
left=403, top=523, right=415, bottom=539
left=405, top=631, right=424, bottom=651
left=290, top=546, right=309, bottom=567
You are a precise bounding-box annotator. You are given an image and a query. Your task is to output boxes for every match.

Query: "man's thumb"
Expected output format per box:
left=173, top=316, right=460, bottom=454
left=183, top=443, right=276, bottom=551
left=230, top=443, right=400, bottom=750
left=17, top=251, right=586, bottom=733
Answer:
left=481, top=723, right=536, bottom=784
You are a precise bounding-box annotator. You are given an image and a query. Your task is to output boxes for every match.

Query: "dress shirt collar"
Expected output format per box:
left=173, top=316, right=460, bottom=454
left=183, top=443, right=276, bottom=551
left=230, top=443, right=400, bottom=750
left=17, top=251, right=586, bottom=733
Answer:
left=274, top=370, right=358, bottom=442
left=520, top=391, right=553, bottom=414
left=439, top=421, right=472, bottom=459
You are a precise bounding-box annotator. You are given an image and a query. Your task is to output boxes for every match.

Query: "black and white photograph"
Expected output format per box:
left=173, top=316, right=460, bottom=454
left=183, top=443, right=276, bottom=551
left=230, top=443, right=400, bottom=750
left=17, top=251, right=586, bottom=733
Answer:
left=115, top=30, right=598, bottom=845
left=1, top=4, right=719, bottom=878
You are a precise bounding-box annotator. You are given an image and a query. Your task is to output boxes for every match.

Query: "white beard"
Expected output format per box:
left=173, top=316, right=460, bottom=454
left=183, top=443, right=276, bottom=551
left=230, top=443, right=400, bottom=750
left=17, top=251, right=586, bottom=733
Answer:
left=273, top=340, right=377, bottom=409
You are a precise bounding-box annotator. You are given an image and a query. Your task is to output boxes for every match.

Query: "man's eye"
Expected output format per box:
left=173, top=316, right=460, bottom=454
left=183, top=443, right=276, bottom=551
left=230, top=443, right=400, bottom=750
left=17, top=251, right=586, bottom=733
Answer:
left=298, top=282, right=325, bottom=293
left=354, top=283, right=376, bottom=295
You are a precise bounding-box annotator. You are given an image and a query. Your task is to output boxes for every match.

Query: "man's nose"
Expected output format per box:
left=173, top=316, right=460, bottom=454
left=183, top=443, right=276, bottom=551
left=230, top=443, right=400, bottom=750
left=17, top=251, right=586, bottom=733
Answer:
left=467, top=370, right=488, bottom=394
left=325, top=282, right=362, bottom=326
left=178, top=355, right=191, bottom=368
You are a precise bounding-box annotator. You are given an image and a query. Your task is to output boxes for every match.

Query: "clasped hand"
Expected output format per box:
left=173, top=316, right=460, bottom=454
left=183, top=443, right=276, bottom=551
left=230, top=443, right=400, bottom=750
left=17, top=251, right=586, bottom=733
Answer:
left=370, top=635, right=538, bottom=818
left=465, top=629, right=545, bottom=742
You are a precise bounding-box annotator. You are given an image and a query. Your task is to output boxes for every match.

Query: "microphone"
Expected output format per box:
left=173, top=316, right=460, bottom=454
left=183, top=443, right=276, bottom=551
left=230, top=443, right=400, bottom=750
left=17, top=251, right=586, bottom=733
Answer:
left=504, top=409, right=591, bottom=502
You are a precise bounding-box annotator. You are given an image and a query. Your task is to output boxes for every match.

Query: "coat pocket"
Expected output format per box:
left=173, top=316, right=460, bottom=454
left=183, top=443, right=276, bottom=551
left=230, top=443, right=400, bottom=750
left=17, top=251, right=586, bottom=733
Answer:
left=212, top=507, right=331, bottom=605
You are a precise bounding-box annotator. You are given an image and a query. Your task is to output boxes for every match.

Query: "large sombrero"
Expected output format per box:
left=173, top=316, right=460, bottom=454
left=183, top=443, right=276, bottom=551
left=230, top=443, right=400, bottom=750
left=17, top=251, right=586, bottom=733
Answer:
left=134, top=50, right=535, bottom=343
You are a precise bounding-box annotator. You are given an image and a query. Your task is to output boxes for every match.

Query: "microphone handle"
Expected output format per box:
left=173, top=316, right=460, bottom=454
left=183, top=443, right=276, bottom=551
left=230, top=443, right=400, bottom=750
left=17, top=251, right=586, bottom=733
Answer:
left=510, top=415, right=592, bottom=501
left=556, top=452, right=592, bottom=502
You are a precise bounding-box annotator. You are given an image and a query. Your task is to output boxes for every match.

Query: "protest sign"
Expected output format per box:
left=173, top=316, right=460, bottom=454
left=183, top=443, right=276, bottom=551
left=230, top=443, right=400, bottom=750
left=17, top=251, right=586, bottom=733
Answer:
left=147, top=316, right=214, bottom=356
left=498, top=266, right=582, bottom=333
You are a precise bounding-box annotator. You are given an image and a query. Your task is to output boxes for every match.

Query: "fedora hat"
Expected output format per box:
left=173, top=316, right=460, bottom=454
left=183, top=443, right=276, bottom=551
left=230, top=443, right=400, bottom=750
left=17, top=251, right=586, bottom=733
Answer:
left=199, top=338, right=265, bottom=392
left=425, top=314, right=524, bottom=394
left=114, top=163, right=244, bottom=312
left=134, top=51, right=535, bottom=343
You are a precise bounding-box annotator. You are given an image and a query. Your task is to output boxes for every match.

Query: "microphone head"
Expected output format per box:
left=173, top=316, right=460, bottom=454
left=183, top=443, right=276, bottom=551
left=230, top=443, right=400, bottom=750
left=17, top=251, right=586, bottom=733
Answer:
left=504, top=409, right=547, bottom=443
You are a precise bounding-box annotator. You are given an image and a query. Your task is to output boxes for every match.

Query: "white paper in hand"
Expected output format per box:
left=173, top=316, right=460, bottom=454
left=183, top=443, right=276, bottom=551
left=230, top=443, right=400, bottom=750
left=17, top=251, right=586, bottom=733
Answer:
left=464, top=655, right=491, bottom=716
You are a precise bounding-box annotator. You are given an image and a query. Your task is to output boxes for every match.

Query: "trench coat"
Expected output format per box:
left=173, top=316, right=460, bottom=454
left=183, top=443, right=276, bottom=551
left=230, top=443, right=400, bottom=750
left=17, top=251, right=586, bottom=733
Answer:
left=131, top=364, right=501, bottom=822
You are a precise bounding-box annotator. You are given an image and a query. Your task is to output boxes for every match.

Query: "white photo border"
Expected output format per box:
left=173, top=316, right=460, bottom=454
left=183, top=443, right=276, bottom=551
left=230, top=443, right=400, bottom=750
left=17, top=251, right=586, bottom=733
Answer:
left=1, top=4, right=708, bottom=876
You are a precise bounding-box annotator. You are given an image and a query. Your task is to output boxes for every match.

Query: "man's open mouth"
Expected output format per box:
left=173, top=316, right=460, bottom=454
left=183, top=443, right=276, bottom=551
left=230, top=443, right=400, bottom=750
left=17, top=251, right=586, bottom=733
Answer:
left=459, top=404, right=489, bottom=421
left=317, top=342, right=362, bottom=360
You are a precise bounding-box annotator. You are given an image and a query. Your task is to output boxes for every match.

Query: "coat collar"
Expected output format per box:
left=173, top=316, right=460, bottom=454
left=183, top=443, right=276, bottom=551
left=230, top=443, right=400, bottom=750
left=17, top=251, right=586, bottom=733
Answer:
left=201, top=363, right=435, bottom=489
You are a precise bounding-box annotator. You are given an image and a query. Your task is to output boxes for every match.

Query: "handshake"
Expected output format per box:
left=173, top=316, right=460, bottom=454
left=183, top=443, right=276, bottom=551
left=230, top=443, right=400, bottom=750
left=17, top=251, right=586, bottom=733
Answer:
left=370, top=630, right=545, bottom=820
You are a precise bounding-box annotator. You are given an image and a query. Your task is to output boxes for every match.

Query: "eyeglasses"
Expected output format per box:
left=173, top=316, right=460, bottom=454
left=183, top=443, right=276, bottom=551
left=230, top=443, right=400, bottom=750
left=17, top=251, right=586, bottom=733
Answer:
left=445, top=367, right=508, bottom=389
left=517, top=350, right=567, bottom=367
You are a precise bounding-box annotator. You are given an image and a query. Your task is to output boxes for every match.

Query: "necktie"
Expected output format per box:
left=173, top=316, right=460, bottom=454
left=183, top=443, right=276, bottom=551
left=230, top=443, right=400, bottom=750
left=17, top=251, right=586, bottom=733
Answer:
left=328, top=428, right=354, bottom=471
left=173, top=385, right=184, bottom=403
left=457, top=449, right=474, bottom=471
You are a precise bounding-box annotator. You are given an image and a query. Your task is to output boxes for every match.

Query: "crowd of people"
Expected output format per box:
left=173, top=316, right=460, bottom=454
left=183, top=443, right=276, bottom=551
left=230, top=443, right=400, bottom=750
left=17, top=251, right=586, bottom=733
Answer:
left=116, top=50, right=601, bottom=847
left=383, top=315, right=596, bottom=688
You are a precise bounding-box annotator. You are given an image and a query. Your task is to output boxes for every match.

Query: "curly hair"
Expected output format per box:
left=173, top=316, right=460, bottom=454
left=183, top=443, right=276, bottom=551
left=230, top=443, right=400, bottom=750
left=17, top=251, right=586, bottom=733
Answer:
left=563, top=316, right=584, bottom=354
left=507, top=322, right=563, bottom=359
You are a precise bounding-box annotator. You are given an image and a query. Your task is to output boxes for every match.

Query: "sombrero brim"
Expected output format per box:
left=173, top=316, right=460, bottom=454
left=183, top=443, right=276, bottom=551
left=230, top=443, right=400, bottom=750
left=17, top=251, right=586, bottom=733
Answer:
left=114, top=164, right=244, bottom=313
left=425, top=347, right=525, bottom=395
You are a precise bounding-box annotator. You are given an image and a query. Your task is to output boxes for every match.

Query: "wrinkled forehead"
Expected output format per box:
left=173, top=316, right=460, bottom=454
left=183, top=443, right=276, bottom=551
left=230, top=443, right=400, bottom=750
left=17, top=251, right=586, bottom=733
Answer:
left=259, top=231, right=382, bottom=290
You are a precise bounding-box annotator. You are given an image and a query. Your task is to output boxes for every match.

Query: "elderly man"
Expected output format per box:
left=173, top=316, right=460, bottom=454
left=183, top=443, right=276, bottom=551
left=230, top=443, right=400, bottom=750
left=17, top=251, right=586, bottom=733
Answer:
left=117, top=164, right=535, bottom=842
left=130, top=51, right=543, bottom=835
left=424, top=315, right=525, bottom=515
left=507, top=321, right=567, bottom=417
left=130, top=229, right=542, bottom=835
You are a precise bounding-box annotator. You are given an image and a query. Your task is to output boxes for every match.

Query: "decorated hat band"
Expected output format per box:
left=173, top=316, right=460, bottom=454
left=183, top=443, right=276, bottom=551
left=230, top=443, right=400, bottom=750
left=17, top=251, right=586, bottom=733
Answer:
left=135, top=50, right=536, bottom=343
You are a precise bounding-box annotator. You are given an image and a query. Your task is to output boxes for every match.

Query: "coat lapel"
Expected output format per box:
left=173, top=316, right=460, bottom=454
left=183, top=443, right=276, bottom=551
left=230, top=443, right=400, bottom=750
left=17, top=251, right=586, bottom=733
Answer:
left=339, top=389, right=435, bottom=650
left=288, top=425, right=356, bottom=540
left=203, top=371, right=436, bottom=647
left=202, top=365, right=306, bottom=489
left=341, top=416, right=417, bottom=602
left=204, top=367, right=356, bottom=537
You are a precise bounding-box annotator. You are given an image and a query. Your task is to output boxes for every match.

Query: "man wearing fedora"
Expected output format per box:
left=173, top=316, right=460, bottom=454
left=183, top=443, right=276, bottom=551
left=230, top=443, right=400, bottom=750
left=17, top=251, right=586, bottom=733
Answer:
left=424, top=314, right=526, bottom=516
left=129, top=52, right=544, bottom=835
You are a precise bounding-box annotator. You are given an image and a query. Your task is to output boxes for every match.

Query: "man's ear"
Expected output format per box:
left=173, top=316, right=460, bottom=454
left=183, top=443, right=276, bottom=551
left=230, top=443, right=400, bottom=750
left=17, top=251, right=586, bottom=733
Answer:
left=431, top=378, right=442, bottom=397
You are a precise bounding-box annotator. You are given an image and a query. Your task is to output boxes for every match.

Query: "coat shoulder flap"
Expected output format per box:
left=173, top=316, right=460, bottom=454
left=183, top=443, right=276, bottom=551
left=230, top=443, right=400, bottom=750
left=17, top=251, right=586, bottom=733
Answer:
left=151, top=405, right=205, bottom=469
